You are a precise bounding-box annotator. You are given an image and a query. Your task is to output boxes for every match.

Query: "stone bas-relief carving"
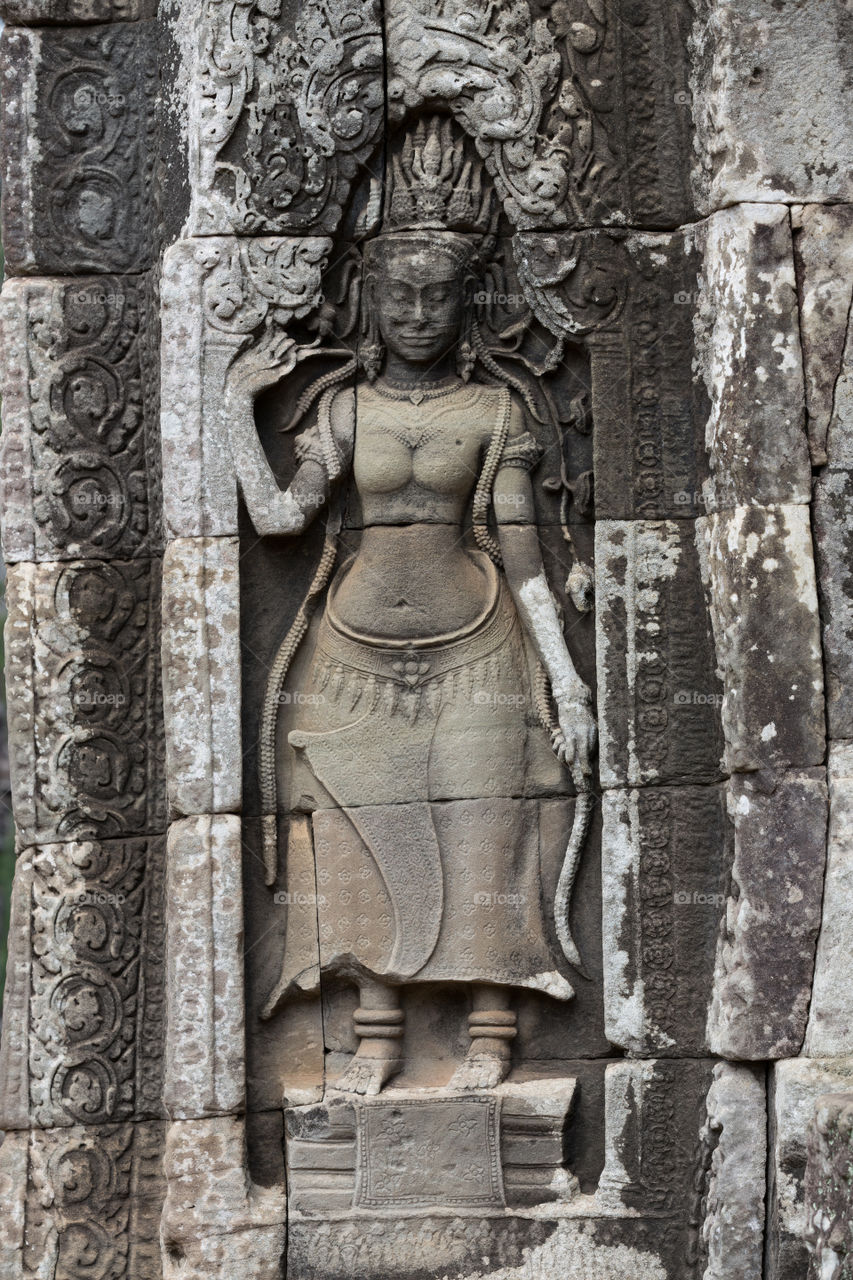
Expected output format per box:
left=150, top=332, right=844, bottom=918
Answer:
left=3, top=0, right=853, bottom=1272
left=241, top=121, right=598, bottom=1109
left=191, top=0, right=695, bottom=238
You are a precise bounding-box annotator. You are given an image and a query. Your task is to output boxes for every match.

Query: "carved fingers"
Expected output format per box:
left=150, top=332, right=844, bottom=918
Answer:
left=554, top=693, right=597, bottom=787
left=229, top=330, right=300, bottom=396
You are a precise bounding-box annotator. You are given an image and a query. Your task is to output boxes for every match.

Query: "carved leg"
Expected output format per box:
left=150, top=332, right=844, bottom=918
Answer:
left=333, top=979, right=404, bottom=1097
left=449, top=985, right=516, bottom=1090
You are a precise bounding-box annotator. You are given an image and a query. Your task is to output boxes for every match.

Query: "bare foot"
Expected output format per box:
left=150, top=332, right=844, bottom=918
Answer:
left=448, top=1051, right=509, bottom=1091
left=333, top=1054, right=403, bottom=1097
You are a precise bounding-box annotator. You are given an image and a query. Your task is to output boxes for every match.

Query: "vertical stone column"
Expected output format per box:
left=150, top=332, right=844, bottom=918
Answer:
left=0, top=9, right=168, bottom=1278
left=689, top=4, right=853, bottom=1278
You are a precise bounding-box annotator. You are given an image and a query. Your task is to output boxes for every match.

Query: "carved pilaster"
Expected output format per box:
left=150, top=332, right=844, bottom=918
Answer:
left=0, top=1120, right=167, bottom=1280
left=0, top=275, right=161, bottom=564
left=5, top=558, right=165, bottom=847
left=0, top=23, right=157, bottom=276
left=0, top=838, right=166, bottom=1132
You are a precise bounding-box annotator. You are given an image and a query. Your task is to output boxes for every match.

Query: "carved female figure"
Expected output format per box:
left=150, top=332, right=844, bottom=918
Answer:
left=238, top=120, right=596, bottom=1095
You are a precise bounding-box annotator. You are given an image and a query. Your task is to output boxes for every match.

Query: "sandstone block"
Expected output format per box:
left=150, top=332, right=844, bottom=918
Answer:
left=697, top=505, right=825, bottom=773
left=164, top=815, right=245, bottom=1119
left=5, top=558, right=165, bottom=846
left=0, top=275, right=161, bottom=563
left=0, top=837, right=166, bottom=1132
left=162, top=1116, right=286, bottom=1280
left=586, top=230, right=707, bottom=522
left=691, top=0, right=853, bottom=210
left=814, top=470, right=853, bottom=739
left=0, top=24, right=157, bottom=275
left=0, top=1121, right=165, bottom=1280
left=707, top=769, right=827, bottom=1060
left=806, top=743, right=853, bottom=1056
left=597, top=1058, right=714, bottom=1217
left=602, top=784, right=729, bottom=1056
left=769, top=1059, right=853, bottom=1280
left=700, top=1063, right=767, bottom=1280
left=791, top=205, right=853, bottom=466
left=595, top=519, right=723, bottom=789
left=692, top=205, right=809, bottom=511
left=804, top=1091, right=853, bottom=1280
left=162, top=538, right=241, bottom=816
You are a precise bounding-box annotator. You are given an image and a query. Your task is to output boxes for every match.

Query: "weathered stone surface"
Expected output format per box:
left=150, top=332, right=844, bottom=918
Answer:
left=792, top=204, right=853, bottom=466
left=0, top=24, right=157, bottom=276
left=1, top=0, right=154, bottom=20
left=707, top=769, right=827, bottom=1060
left=697, top=504, right=825, bottom=773
left=814, top=469, right=853, bottom=741
left=0, top=275, right=161, bottom=564
left=692, top=204, right=810, bottom=511
left=770, top=1059, right=853, bottom=1280
left=287, top=1215, right=680, bottom=1280
left=161, top=1117, right=286, bottom=1280
left=588, top=230, right=708, bottom=522
left=595, top=519, right=724, bottom=789
left=162, top=538, right=241, bottom=816
left=287, top=1080, right=577, bottom=1216
left=5, top=558, right=165, bottom=846
left=807, top=743, right=853, bottom=1056
left=0, top=1131, right=27, bottom=1278
left=602, top=784, right=729, bottom=1056
left=164, top=815, right=245, bottom=1119
left=699, top=1063, right=767, bottom=1280
left=0, top=838, right=165, bottom=1132
left=160, top=236, right=330, bottom=539
left=0, top=1121, right=166, bottom=1280
left=691, top=0, right=853, bottom=211
left=188, top=0, right=693, bottom=239
left=814, top=314, right=853, bottom=738
left=597, top=1058, right=714, bottom=1216
left=804, top=1091, right=853, bottom=1280
left=243, top=816, right=325, bottom=1111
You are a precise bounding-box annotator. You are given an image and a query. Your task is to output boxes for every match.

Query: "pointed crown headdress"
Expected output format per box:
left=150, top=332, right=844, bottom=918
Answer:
left=360, top=115, right=498, bottom=250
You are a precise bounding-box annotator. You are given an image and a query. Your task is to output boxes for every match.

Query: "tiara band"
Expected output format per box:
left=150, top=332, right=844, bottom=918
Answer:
left=364, top=231, right=476, bottom=268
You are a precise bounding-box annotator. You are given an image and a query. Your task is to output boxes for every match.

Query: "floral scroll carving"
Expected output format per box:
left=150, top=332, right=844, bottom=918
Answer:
left=190, top=0, right=621, bottom=237
left=6, top=559, right=164, bottom=845
left=2, top=26, right=157, bottom=274
left=29, top=838, right=166, bottom=1128
left=192, top=0, right=384, bottom=234
left=0, top=277, right=159, bottom=564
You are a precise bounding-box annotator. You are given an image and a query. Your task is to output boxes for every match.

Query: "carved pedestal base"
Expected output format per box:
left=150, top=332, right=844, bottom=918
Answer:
left=286, top=1078, right=578, bottom=1219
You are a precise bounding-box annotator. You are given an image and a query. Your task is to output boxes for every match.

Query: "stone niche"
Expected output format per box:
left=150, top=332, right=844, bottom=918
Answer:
left=2, top=0, right=852, bottom=1278
left=158, top=23, right=723, bottom=1271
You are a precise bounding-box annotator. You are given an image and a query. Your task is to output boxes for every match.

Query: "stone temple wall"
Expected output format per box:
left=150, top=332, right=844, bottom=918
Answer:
left=0, top=1, right=851, bottom=1278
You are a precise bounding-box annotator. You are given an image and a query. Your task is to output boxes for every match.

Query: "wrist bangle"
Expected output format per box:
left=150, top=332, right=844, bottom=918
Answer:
left=553, top=682, right=591, bottom=705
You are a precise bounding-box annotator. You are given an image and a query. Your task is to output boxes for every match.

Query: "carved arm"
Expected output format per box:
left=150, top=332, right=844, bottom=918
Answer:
left=224, top=347, right=348, bottom=536
left=495, top=464, right=596, bottom=782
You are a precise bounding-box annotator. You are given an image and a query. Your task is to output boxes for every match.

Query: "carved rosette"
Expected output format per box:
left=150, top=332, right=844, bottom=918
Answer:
left=0, top=1122, right=166, bottom=1279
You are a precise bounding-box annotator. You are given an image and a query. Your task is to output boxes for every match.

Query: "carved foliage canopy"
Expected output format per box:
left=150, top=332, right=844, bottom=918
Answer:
left=190, top=0, right=628, bottom=236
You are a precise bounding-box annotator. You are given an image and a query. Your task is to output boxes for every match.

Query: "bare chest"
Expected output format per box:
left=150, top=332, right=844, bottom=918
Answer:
left=352, top=398, right=490, bottom=502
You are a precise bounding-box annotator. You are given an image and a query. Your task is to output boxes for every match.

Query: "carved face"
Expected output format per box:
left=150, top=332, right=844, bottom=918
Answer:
left=371, top=239, right=469, bottom=367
